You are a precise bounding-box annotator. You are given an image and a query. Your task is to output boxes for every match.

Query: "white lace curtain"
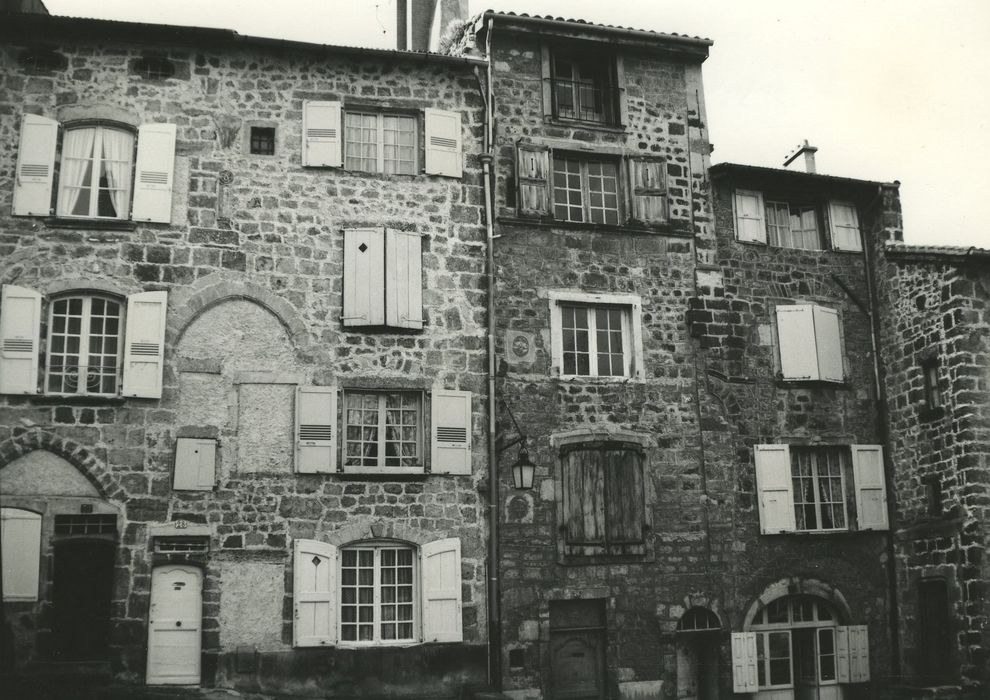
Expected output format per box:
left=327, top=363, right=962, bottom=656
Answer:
left=101, top=128, right=133, bottom=218
left=58, top=127, right=96, bottom=215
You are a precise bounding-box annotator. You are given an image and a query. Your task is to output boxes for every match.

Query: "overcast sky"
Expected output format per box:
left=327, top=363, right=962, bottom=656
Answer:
left=45, top=0, right=990, bottom=248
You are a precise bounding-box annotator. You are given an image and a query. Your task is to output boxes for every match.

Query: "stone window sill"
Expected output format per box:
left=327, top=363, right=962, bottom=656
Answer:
left=774, top=378, right=850, bottom=390
left=45, top=217, right=137, bottom=231
left=543, top=116, right=626, bottom=134
left=29, top=393, right=127, bottom=406
left=336, top=472, right=429, bottom=482
left=498, top=215, right=692, bottom=238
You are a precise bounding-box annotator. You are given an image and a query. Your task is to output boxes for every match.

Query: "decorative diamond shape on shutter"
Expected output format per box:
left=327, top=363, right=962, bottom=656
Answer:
left=358, top=243, right=368, bottom=253
left=312, top=556, right=322, bottom=567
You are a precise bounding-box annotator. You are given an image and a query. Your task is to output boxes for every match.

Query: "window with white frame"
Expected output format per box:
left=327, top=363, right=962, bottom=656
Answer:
left=766, top=200, right=821, bottom=250
left=791, top=447, right=848, bottom=531
left=343, top=391, right=423, bottom=470
left=775, top=303, right=844, bottom=383
left=340, top=543, right=417, bottom=643
left=549, top=292, right=643, bottom=379
left=732, top=190, right=861, bottom=252
left=46, top=295, right=122, bottom=395
left=57, top=126, right=134, bottom=220
left=344, top=112, right=417, bottom=175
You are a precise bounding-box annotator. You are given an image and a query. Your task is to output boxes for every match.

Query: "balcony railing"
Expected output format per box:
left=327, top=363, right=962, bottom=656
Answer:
left=551, top=78, right=620, bottom=126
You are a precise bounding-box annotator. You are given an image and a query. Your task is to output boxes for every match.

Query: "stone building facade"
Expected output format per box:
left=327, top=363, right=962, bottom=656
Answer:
left=0, top=12, right=490, bottom=697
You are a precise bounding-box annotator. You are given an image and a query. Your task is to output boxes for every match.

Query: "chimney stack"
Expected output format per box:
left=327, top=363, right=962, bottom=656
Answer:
left=783, top=140, right=818, bottom=174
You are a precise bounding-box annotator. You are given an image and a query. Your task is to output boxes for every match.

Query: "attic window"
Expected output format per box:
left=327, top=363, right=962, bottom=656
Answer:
left=133, top=56, right=176, bottom=81
left=18, top=48, right=68, bottom=73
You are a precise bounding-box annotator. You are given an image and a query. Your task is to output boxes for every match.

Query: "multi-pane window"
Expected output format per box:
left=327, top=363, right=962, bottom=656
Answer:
left=340, top=545, right=415, bottom=643
left=344, top=112, right=416, bottom=175
left=766, top=201, right=821, bottom=250
left=791, top=447, right=848, bottom=531
left=551, top=52, right=616, bottom=125
left=57, top=126, right=134, bottom=219
left=552, top=156, right=620, bottom=224
left=753, top=597, right=840, bottom=690
left=46, top=295, right=122, bottom=396
left=249, top=126, right=275, bottom=155
left=560, top=304, right=627, bottom=377
left=343, top=391, right=422, bottom=469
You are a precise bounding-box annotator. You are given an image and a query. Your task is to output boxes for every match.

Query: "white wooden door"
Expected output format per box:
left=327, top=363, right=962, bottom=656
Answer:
left=146, top=565, right=202, bottom=685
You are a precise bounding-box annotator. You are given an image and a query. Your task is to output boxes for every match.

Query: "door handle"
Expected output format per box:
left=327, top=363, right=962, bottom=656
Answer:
left=176, top=621, right=182, bottom=627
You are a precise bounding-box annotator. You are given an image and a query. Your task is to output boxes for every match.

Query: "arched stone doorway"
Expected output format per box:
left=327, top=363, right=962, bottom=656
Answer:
left=675, top=607, right=723, bottom=700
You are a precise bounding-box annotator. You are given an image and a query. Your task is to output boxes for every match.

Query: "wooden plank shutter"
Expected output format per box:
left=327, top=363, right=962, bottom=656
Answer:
left=430, top=390, right=472, bottom=474
left=342, top=228, right=385, bottom=326
left=754, top=444, right=796, bottom=533
left=516, top=143, right=551, bottom=217
left=296, top=386, right=337, bottom=474
left=173, top=438, right=216, bottom=491
left=132, top=123, right=177, bottom=224
left=776, top=304, right=819, bottom=380
left=628, top=157, right=667, bottom=224
left=0, top=284, right=41, bottom=395
left=603, top=448, right=644, bottom=544
left=421, top=537, right=463, bottom=642
left=302, top=101, right=342, bottom=167
left=563, top=448, right=606, bottom=546
left=835, top=625, right=851, bottom=683
left=848, top=625, right=870, bottom=681
left=424, top=109, right=462, bottom=178
left=851, top=445, right=888, bottom=530
left=385, top=229, right=424, bottom=330
left=733, top=189, right=766, bottom=243
left=813, top=305, right=844, bottom=382
left=730, top=632, right=759, bottom=693
left=1, top=508, right=42, bottom=601
left=121, top=291, right=168, bottom=399
left=12, top=113, right=58, bottom=216
left=829, top=201, right=862, bottom=251
left=293, top=539, right=337, bottom=646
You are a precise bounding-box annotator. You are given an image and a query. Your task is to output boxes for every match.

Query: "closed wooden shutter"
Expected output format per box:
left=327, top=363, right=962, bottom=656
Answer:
left=851, top=445, right=888, bottom=530
left=733, top=189, right=766, bottom=243
left=754, top=444, right=796, bottom=533
left=12, top=113, right=59, bottom=216
left=342, top=228, right=385, bottom=326
left=302, top=101, right=342, bottom=167
left=424, top=109, right=462, bottom=178
left=131, top=123, right=177, bottom=224
left=562, top=448, right=606, bottom=546
left=835, top=625, right=851, bottom=683
left=730, top=632, right=759, bottom=693
left=813, top=305, right=844, bottom=382
left=776, top=304, right=819, bottom=380
left=121, top=291, right=168, bottom=399
left=516, top=143, right=551, bottom=217
left=293, top=539, right=337, bottom=647
left=829, top=201, right=862, bottom=251
left=385, top=229, right=423, bottom=330
left=173, top=438, right=216, bottom=491
left=0, top=284, right=41, bottom=395
left=296, top=386, right=337, bottom=474
left=848, top=625, right=870, bottom=681
left=628, top=157, right=667, bottom=224
left=421, top=537, right=463, bottom=642
left=603, top=448, right=645, bottom=544
left=1, top=507, right=42, bottom=601
left=430, top=390, right=472, bottom=474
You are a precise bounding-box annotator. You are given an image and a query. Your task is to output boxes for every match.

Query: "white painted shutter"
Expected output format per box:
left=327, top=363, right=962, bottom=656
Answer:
left=424, top=109, right=462, bottom=178
left=776, top=304, right=819, bottom=380
left=431, top=390, right=472, bottom=475
left=421, top=537, right=463, bottom=642
left=628, top=157, right=667, bottom=223
left=813, top=305, right=844, bottom=382
left=293, top=539, right=337, bottom=647
left=12, top=114, right=58, bottom=216
left=296, top=386, right=337, bottom=473
left=733, top=189, right=766, bottom=243
left=121, top=291, right=168, bottom=399
left=754, top=444, right=796, bottom=534
left=829, top=201, right=862, bottom=251
left=848, top=624, right=870, bottom=682
left=516, top=143, right=551, bottom=217
left=835, top=625, right=851, bottom=683
left=730, top=632, right=759, bottom=693
left=302, top=101, right=342, bottom=167
left=342, top=228, right=385, bottom=326
left=173, top=438, right=216, bottom=491
left=851, top=445, right=888, bottom=531
left=0, top=285, right=41, bottom=395
left=132, top=123, right=176, bottom=224
left=1, top=508, right=42, bottom=602
left=385, top=229, right=424, bottom=330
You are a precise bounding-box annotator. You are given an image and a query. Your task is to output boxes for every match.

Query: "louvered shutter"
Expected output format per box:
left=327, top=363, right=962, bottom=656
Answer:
left=851, top=445, right=888, bottom=530
left=293, top=539, right=337, bottom=647
left=385, top=229, right=423, bottom=330
left=776, top=304, right=819, bottom=380
left=628, top=157, right=667, bottom=223
left=604, top=448, right=645, bottom=544
left=131, top=123, right=176, bottom=224
left=342, top=228, right=385, bottom=326
left=296, top=386, right=337, bottom=474
left=173, top=438, right=216, bottom=491
left=424, top=109, right=461, bottom=178
left=848, top=625, right=870, bottom=682
left=121, top=291, right=168, bottom=399
left=430, top=390, right=472, bottom=474
left=0, top=285, right=41, bottom=395
left=813, top=305, right=844, bottom=382
left=421, top=538, right=463, bottom=643
left=730, top=632, right=759, bottom=693
left=754, top=444, right=796, bottom=533
left=835, top=625, right=851, bottom=683
left=516, top=143, right=551, bottom=217
left=302, top=101, right=342, bottom=167
left=734, top=189, right=766, bottom=243
left=1, top=508, right=42, bottom=602
left=829, top=201, right=862, bottom=251
left=12, top=114, right=58, bottom=216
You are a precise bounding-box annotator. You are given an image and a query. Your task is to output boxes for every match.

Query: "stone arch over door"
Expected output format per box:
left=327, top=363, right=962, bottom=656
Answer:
left=743, top=577, right=853, bottom=629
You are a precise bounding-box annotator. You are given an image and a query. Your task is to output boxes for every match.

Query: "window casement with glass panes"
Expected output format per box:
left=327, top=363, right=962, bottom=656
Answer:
left=544, top=47, right=620, bottom=126
left=753, top=444, right=889, bottom=534
left=552, top=155, right=621, bottom=225
left=292, top=537, right=464, bottom=648
left=344, top=112, right=417, bottom=175
left=343, top=390, right=423, bottom=472
left=548, top=292, right=644, bottom=380
left=0, top=285, right=168, bottom=399
left=733, top=189, right=863, bottom=252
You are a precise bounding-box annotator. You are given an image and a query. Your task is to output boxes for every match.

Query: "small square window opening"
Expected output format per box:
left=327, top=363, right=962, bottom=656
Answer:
left=250, top=127, right=276, bottom=156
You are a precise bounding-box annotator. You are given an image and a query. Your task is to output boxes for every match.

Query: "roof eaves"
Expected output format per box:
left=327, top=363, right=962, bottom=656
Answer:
left=884, top=242, right=990, bottom=264
left=710, top=162, right=896, bottom=189
left=481, top=10, right=712, bottom=49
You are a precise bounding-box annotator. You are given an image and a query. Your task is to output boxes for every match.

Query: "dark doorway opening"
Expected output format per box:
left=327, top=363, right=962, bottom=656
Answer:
left=51, top=538, right=115, bottom=661
left=550, top=599, right=607, bottom=700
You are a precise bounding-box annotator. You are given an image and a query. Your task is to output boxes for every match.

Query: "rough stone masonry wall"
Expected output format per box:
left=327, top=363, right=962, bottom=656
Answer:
left=0, top=28, right=489, bottom=695
left=874, top=245, right=990, bottom=693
